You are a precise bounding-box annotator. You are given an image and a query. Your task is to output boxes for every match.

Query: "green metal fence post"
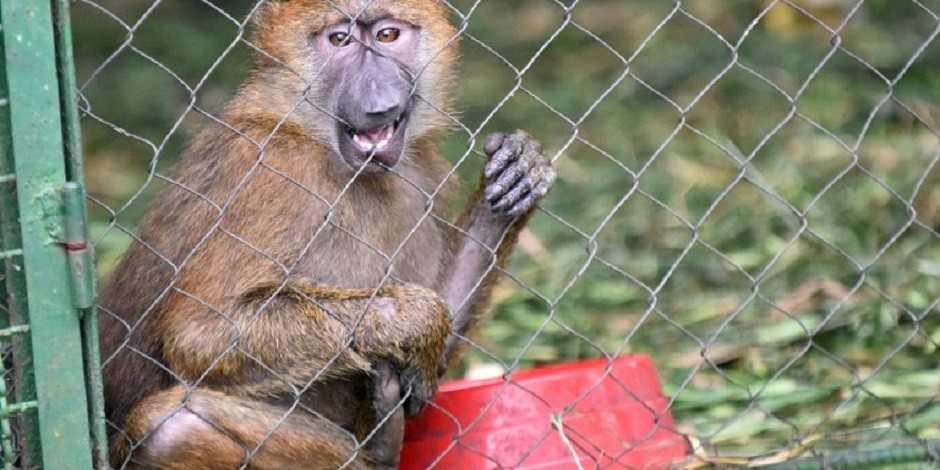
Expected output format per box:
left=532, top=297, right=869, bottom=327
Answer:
left=0, top=15, right=41, bottom=469
left=53, top=0, right=108, bottom=466
left=0, top=0, right=95, bottom=467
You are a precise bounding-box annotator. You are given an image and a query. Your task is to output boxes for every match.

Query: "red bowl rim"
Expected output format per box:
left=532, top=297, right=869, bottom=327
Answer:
left=439, top=355, right=654, bottom=394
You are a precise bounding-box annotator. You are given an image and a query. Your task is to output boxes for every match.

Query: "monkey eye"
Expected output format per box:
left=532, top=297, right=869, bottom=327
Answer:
left=376, top=28, right=401, bottom=43
left=328, top=32, right=350, bottom=47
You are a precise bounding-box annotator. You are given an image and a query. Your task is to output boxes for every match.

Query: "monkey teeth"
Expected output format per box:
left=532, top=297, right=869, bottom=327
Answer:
left=351, top=121, right=397, bottom=153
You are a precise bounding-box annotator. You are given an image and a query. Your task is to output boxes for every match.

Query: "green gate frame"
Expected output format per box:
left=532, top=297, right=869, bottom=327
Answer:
left=0, top=0, right=107, bottom=467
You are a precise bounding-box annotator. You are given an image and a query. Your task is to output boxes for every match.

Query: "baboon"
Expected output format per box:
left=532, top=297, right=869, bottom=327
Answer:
left=98, top=0, right=555, bottom=468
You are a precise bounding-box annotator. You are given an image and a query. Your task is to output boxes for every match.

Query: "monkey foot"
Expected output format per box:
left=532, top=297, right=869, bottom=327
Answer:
left=367, top=363, right=405, bottom=468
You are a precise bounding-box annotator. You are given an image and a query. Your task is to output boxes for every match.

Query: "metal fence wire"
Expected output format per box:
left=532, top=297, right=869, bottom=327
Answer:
left=70, top=0, right=938, bottom=468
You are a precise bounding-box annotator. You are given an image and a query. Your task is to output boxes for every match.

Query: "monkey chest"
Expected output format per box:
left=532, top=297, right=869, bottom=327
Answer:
left=294, top=203, right=449, bottom=289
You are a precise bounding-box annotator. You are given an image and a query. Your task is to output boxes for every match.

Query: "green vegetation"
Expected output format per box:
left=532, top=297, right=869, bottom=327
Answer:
left=73, top=0, right=939, bottom=463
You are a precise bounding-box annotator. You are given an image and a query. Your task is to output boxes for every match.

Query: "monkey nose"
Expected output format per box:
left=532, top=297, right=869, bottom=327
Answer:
left=363, top=85, right=404, bottom=120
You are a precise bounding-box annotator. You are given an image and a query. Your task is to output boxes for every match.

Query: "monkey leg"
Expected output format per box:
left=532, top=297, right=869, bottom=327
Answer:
left=113, top=385, right=401, bottom=470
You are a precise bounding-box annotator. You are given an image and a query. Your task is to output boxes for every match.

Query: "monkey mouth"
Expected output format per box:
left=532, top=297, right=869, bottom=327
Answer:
left=347, top=119, right=399, bottom=153
left=339, top=114, right=408, bottom=172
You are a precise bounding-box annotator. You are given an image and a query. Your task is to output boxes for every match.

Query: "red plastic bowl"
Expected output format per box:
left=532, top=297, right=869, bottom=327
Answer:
left=402, top=355, right=690, bottom=469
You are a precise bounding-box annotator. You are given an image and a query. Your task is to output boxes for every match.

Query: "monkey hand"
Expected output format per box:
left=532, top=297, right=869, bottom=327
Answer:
left=357, top=284, right=451, bottom=418
left=482, top=130, right=556, bottom=218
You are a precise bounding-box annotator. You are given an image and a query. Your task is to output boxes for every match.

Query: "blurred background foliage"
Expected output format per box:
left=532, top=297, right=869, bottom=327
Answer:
left=73, top=0, right=939, bottom=461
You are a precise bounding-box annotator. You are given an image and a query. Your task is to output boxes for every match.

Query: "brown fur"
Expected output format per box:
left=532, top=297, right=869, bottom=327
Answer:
left=99, top=1, right=545, bottom=468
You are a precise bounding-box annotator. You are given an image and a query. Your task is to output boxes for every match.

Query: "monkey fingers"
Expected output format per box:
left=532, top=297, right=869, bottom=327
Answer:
left=483, top=132, right=506, bottom=156
left=482, top=130, right=554, bottom=217
left=483, top=130, right=527, bottom=179
left=507, top=165, right=556, bottom=218
left=484, top=133, right=538, bottom=198
left=398, top=360, right=439, bottom=418
left=491, top=174, right=533, bottom=213
left=486, top=144, right=537, bottom=203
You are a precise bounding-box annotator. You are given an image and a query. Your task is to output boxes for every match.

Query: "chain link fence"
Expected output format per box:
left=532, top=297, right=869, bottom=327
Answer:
left=71, top=0, right=939, bottom=468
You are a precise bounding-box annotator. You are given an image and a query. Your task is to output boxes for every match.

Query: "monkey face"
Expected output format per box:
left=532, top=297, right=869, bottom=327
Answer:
left=251, top=1, right=458, bottom=174
left=315, top=18, right=419, bottom=172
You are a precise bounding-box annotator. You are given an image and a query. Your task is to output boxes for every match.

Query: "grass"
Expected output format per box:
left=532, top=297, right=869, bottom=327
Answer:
left=73, top=0, right=939, bottom=464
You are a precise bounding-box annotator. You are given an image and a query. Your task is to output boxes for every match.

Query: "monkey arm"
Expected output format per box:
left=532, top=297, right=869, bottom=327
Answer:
left=160, top=282, right=449, bottom=413
left=439, top=131, right=555, bottom=361
left=440, top=189, right=531, bottom=361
